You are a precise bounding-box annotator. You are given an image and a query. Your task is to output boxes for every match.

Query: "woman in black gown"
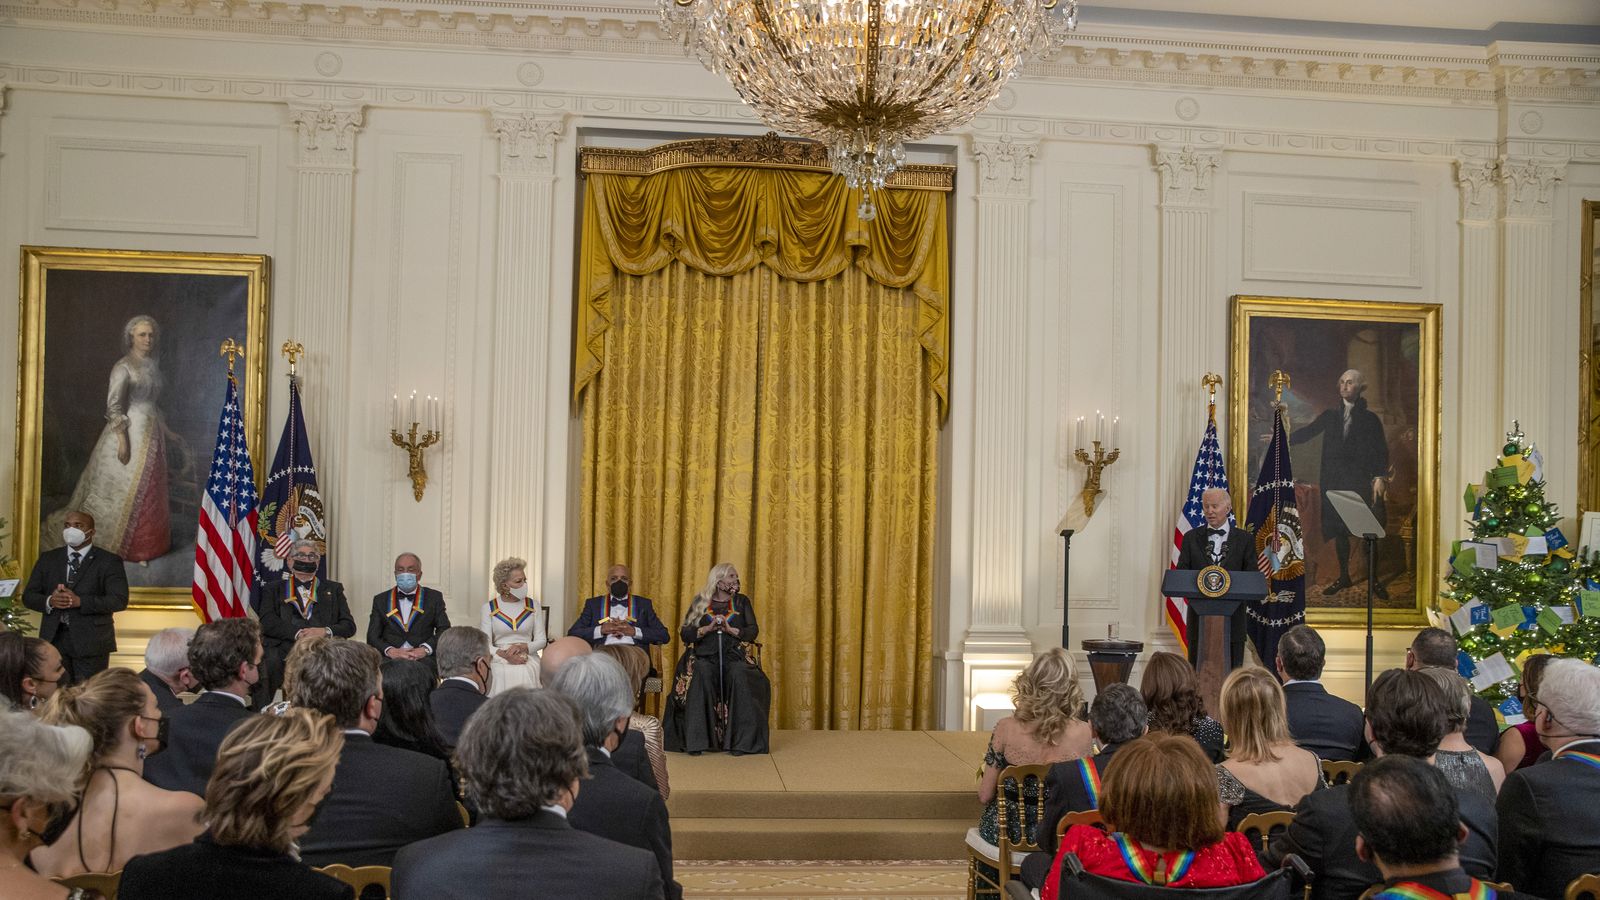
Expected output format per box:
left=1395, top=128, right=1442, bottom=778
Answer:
left=664, top=563, right=771, bottom=756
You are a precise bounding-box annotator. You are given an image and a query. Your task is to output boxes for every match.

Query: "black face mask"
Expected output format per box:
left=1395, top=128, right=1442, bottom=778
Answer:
left=609, top=580, right=629, bottom=599
left=291, top=559, right=319, bottom=574
left=39, top=799, right=79, bottom=846
left=150, top=716, right=170, bottom=756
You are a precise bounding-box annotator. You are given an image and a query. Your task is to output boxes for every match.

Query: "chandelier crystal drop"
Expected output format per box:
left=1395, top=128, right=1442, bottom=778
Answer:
left=660, top=0, right=1079, bottom=220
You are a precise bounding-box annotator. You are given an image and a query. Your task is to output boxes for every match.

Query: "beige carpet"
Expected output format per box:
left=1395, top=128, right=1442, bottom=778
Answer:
left=679, top=859, right=966, bottom=899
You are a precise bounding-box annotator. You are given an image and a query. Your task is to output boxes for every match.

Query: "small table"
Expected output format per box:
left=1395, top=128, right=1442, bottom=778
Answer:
left=1081, top=639, right=1144, bottom=693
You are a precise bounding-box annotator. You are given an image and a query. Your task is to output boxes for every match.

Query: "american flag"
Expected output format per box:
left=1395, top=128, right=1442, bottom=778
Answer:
left=1167, top=406, right=1233, bottom=653
left=192, top=374, right=258, bottom=621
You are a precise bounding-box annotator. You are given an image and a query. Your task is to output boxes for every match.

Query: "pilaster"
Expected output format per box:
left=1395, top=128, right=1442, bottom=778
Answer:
left=1455, top=158, right=1500, bottom=489
left=1497, top=156, right=1566, bottom=449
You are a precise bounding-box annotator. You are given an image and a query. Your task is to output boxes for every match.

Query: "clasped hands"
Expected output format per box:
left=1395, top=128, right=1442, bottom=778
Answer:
left=386, top=646, right=429, bottom=661
left=48, top=584, right=81, bottom=610
left=697, top=615, right=739, bottom=639
left=600, top=620, right=637, bottom=638
left=497, top=643, right=531, bottom=665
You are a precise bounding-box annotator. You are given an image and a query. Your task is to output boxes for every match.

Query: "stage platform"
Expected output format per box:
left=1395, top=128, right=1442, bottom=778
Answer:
left=666, top=730, right=989, bottom=860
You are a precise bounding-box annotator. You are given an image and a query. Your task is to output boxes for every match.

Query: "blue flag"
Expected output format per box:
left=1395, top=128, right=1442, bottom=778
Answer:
left=1244, top=406, right=1306, bottom=665
left=255, top=375, right=326, bottom=597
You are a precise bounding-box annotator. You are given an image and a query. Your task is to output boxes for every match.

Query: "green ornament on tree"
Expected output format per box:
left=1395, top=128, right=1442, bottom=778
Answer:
left=1504, top=442, right=1520, bottom=456
left=1528, top=572, right=1544, bottom=585
left=1551, top=557, right=1570, bottom=574
left=1526, top=502, right=1542, bottom=515
left=1485, top=517, right=1501, bottom=529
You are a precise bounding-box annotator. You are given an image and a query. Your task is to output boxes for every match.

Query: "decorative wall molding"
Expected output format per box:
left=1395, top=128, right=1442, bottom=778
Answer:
left=1498, top=157, right=1567, bottom=219
left=288, top=101, right=363, bottom=167
left=1153, top=144, right=1220, bottom=208
left=43, top=135, right=260, bottom=234
left=1455, top=158, right=1499, bottom=222
left=971, top=135, right=1038, bottom=198
left=1241, top=192, right=1423, bottom=288
left=491, top=111, right=564, bottom=177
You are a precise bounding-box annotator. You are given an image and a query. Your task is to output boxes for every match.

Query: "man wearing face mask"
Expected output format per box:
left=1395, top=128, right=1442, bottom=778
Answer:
left=22, top=510, right=130, bottom=684
left=367, top=552, right=452, bottom=671
left=430, top=626, right=493, bottom=750
left=254, top=539, right=355, bottom=709
left=569, top=564, right=671, bottom=658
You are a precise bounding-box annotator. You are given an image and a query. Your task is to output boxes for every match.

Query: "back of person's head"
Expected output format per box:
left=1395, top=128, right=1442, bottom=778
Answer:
left=1350, top=755, right=1462, bottom=868
left=1101, top=733, right=1224, bottom=851
left=374, top=659, right=447, bottom=755
left=0, top=632, right=54, bottom=709
left=597, top=644, right=650, bottom=700
left=1220, top=666, right=1292, bottom=763
left=1409, top=627, right=1456, bottom=668
left=0, top=708, right=92, bottom=809
left=456, top=688, right=589, bottom=820
left=144, top=627, right=195, bottom=680
left=287, top=639, right=381, bottom=729
left=1519, top=652, right=1555, bottom=702
left=189, top=618, right=261, bottom=691
left=1537, top=658, right=1600, bottom=740
left=1277, top=625, right=1326, bottom=681
left=204, top=708, right=343, bottom=855
left=1089, top=683, right=1148, bottom=746
left=39, top=668, right=148, bottom=761
left=539, top=635, right=593, bottom=684
left=1416, top=666, right=1472, bottom=730
left=1140, top=651, right=1206, bottom=734
left=548, top=653, right=634, bottom=747
left=436, top=626, right=491, bottom=679
left=1366, top=668, right=1449, bottom=758
left=1013, top=648, right=1086, bottom=745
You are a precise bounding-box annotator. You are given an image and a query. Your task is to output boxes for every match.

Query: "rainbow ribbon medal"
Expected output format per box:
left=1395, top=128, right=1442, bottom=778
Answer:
left=1110, top=833, right=1197, bottom=885
left=1563, top=751, right=1600, bottom=773
left=1375, top=879, right=1495, bottom=900
left=388, top=586, right=423, bottom=630
left=286, top=577, right=317, bottom=619
left=1076, top=758, right=1102, bottom=808
left=491, top=600, right=533, bottom=631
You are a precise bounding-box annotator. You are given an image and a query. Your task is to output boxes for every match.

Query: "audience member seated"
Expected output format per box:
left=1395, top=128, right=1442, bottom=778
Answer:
left=1277, top=625, right=1367, bottom=762
left=482, top=556, right=547, bottom=694
left=0, top=632, right=66, bottom=713
left=373, top=658, right=451, bottom=763
left=137, top=627, right=195, bottom=715
left=1216, top=666, right=1325, bottom=831
left=1352, top=756, right=1538, bottom=900
left=1266, top=668, right=1498, bottom=900
left=1407, top=628, right=1497, bottom=754
left=1492, top=653, right=1552, bottom=774
left=1021, top=683, right=1149, bottom=890
left=601, top=642, right=670, bottom=799
left=118, top=709, right=353, bottom=900
left=1417, top=666, right=1503, bottom=798
left=32, top=669, right=204, bottom=877
left=1039, top=734, right=1265, bottom=899
left=143, top=618, right=262, bottom=797
left=255, top=539, right=357, bottom=709
left=550, top=654, right=682, bottom=900
left=287, top=638, right=460, bottom=868
left=263, top=632, right=331, bottom=716
left=1495, top=658, right=1600, bottom=899
left=1141, top=651, right=1225, bottom=763
left=391, top=688, right=666, bottom=900
left=430, top=626, right=492, bottom=749
left=545, top=637, right=658, bottom=792
left=0, top=708, right=95, bottom=900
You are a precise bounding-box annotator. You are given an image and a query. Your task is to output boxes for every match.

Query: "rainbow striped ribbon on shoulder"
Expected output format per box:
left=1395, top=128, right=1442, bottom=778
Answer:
left=1077, top=758, right=1102, bottom=808
left=1109, top=833, right=1197, bottom=885
left=1374, top=878, right=1495, bottom=900
left=1562, top=751, right=1600, bottom=773
left=286, top=578, right=317, bottom=619
left=388, top=587, right=423, bottom=629
left=491, top=601, right=534, bottom=631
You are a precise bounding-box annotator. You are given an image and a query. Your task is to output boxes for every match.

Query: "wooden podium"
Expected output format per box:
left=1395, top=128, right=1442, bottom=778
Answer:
left=1162, top=568, right=1268, bottom=715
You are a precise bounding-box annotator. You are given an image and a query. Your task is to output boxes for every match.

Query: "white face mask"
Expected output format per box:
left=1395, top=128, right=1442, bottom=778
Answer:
left=509, top=585, right=530, bottom=601
left=63, top=527, right=88, bottom=547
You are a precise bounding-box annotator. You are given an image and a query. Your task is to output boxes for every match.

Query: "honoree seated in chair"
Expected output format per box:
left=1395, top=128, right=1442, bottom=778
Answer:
left=255, top=539, right=356, bottom=709
left=367, top=552, right=451, bottom=671
left=1039, top=733, right=1265, bottom=900
left=1175, top=488, right=1254, bottom=670
left=569, top=564, right=670, bottom=663
left=663, top=563, right=770, bottom=756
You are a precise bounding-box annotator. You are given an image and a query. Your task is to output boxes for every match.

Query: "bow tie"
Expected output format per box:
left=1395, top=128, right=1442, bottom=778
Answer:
left=1208, top=528, right=1227, bottom=537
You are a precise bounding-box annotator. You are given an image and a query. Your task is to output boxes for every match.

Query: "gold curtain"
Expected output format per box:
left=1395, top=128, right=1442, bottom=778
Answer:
left=576, top=166, right=945, bottom=729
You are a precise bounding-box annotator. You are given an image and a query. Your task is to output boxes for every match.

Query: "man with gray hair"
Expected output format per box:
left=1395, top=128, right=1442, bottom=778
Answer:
left=1495, top=657, right=1600, bottom=897
left=254, top=538, right=355, bottom=707
left=1175, top=487, right=1254, bottom=668
left=550, top=653, right=681, bottom=900
left=392, top=688, right=665, bottom=899
left=1290, top=367, right=1390, bottom=599
left=430, top=625, right=492, bottom=749
left=138, top=627, right=196, bottom=714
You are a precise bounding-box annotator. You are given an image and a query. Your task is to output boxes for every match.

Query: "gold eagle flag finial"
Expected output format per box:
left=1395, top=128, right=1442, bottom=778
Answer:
left=219, top=339, right=244, bottom=377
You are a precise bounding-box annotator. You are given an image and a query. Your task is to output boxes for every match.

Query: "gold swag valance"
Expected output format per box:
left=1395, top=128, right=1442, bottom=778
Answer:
left=573, top=161, right=952, bottom=421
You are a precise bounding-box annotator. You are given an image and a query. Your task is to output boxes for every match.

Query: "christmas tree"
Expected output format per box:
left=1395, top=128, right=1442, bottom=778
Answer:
left=1442, top=423, right=1600, bottom=708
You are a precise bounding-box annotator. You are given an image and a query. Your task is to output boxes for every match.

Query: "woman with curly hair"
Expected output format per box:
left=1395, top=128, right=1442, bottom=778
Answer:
left=480, top=557, right=546, bottom=696
left=1140, top=651, right=1225, bottom=763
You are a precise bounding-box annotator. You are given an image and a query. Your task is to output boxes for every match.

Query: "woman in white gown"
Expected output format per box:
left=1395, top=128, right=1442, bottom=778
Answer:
left=480, top=557, right=546, bottom=696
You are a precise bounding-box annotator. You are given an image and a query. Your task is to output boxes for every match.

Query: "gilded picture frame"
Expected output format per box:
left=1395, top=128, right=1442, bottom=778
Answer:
left=1229, top=295, right=1441, bottom=627
left=15, top=246, right=270, bottom=610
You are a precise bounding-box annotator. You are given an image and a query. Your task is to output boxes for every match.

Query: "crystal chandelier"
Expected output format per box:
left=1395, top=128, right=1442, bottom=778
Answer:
left=660, top=0, right=1079, bottom=220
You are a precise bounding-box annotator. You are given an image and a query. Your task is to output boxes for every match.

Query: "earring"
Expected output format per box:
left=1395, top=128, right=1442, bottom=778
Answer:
left=17, top=828, right=34, bottom=843
left=137, top=745, right=148, bottom=761
left=27, top=695, right=38, bottom=711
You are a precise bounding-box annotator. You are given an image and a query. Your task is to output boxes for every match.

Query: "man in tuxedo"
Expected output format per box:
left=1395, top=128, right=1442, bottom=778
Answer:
left=550, top=653, right=681, bottom=900
left=253, top=538, right=356, bottom=708
left=1020, top=684, right=1148, bottom=890
left=431, top=625, right=492, bottom=749
left=1266, top=669, right=1497, bottom=900
left=392, top=688, right=665, bottom=900
left=367, top=552, right=451, bottom=669
left=1175, top=488, right=1254, bottom=669
left=569, top=564, right=670, bottom=654
left=144, top=618, right=262, bottom=797
left=542, top=635, right=659, bottom=793
left=139, top=626, right=197, bottom=715
left=1495, top=659, right=1600, bottom=898
left=22, top=510, right=129, bottom=683
left=1290, top=368, right=1390, bottom=599
left=1407, top=627, right=1498, bottom=754
left=1277, top=624, right=1367, bottom=762
left=291, top=638, right=461, bottom=868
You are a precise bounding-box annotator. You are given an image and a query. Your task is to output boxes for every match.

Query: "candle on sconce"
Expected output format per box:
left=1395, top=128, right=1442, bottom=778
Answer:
left=1094, top=411, right=1105, bottom=445
left=429, top=396, right=440, bottom=433
left=1111, top=416, right=1120, bottom=449
left=390, top=394, right=399, bottom=432
left=1075, top=416, right=1086, bottom=451
left=408, top=392, right=418, bottom=428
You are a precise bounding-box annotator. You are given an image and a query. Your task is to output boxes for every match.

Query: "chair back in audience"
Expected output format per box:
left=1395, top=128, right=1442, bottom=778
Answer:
left=1056, top=808, right=1107, bottom=836
left=1321, top=760, right=1360, bottom=786
left=1565, top=874, right=1600, bottom=900
left=1234, top=811, right=1295, bottom=854
left=54, top=871, right=121, bottom=900
left=316, top=864, right=392, bottom=899
left=965, top=763, right=1052, bottom=897
left=455, top=800, right=471, bottom=828
left=1055, top=851, right=1310, bottom=900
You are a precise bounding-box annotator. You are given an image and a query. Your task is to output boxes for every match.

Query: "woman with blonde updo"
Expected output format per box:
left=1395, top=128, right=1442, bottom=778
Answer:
left=480, top=557, right=547, bottom=696
left=32, top=668, right=204, bottom=878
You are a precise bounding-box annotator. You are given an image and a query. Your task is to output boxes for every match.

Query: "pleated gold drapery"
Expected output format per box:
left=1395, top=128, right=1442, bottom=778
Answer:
left=575, top=162, right=948, bottom=729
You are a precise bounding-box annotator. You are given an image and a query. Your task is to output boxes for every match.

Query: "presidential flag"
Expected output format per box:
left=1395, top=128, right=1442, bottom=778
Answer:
left=193, top=373, right=258, bottom=621
left=1244, top=405, right=1307, bottom=665
left=1167, top=405, right=1233, bottom=653
left=256, top=374, right=326, bottom=597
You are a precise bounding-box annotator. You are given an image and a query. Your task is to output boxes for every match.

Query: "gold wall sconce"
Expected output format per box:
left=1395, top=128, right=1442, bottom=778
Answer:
left=390, top=391, right=441, bottom=502
left=1072, top=410, right=1121, bottom=518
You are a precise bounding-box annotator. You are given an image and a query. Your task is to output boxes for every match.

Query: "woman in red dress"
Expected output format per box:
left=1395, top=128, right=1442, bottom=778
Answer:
left=1040, top=733, right=1265, bottom=899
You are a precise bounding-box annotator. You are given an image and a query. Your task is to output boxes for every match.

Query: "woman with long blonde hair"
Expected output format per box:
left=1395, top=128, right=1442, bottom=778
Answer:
left=1214, top=666, right=1323, bottom=829
left=663, top=563, right=771, bottom=756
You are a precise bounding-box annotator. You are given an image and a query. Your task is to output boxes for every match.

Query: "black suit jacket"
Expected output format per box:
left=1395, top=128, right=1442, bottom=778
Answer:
left=120, top=834, right=352, bottom=900
left=1020, top=744, right=1123, bottom=889
left=569, top=746, right=681, bottom=900
left=139, top=668, right=186, bottom=716
left=430, top=678, right=488, bottom=749
left=22, top=544, right=129, bottom=656
left=1175, top=522, right=1255, bottom=572
left=1291, top=399, right=1388, bottom=536
left=569, top=594, right=672, bottom=647
left=297, top=731, right=460, bottom=868
left=1267, top=779, right=1497, bottom=900
left=256, top=578, right=356, bottom=652
left=367, top=586, right=451, bottom=656
left=143, top=691, right=255, bottom=797
left=1283, top=682, right=1369, bottom=763
left=1495, top=740, right=1600, bottom=899
left=1464, top=696, right=1500, bottom=756
left=613, top=727, right=661, bottom=794
left=392, top=811, right=665, bottom=900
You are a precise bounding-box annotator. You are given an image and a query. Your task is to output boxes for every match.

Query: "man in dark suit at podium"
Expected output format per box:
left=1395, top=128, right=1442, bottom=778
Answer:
left=22, top=510, right=129, bottom=684
left=1175, top=488, right=1254, bottom=668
